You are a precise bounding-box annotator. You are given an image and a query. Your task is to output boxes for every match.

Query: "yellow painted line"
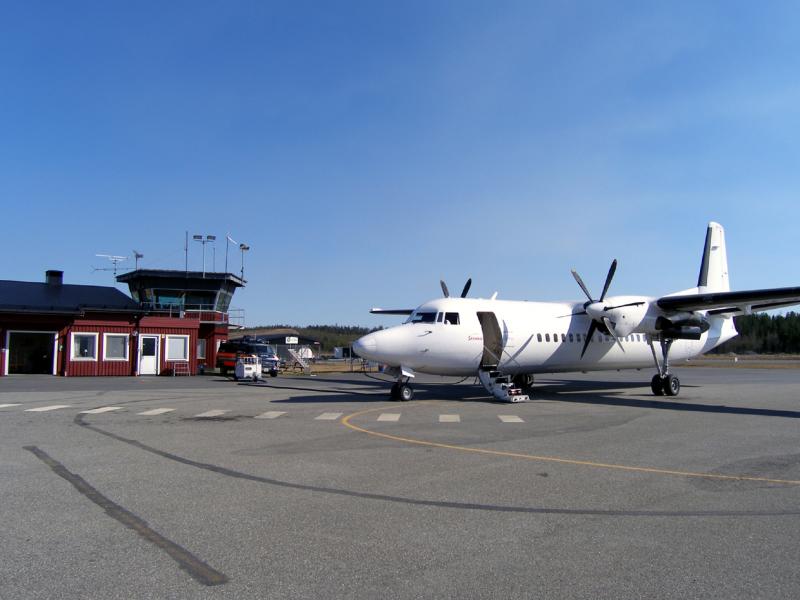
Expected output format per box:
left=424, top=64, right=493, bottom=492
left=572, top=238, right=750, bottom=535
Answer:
left=341, top=403, right=800, bottom=486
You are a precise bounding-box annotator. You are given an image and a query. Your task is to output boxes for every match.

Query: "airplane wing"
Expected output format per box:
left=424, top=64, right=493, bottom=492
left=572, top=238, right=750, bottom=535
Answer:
left=657, top=286, right=800, bottom=315
left=370, top=308, right=414, bottom=315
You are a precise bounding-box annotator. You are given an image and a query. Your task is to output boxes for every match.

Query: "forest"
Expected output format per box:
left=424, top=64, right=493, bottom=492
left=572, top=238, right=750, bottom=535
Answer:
left=711, top=312, right=800, bottom=354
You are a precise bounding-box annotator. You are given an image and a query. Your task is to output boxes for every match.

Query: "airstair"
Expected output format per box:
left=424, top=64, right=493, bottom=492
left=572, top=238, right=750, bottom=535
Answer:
left=288, top=348, right=310, bottom=374
left=478, top=370, right=529, bottom=403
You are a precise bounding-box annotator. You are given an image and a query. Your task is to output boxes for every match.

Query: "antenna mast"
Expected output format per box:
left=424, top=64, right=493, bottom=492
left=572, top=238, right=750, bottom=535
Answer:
left=94, top=254, right=128, bottom=279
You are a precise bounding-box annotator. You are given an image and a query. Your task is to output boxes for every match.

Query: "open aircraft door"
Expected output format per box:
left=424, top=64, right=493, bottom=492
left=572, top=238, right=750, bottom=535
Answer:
left=476, top=312, right=503, bottom=369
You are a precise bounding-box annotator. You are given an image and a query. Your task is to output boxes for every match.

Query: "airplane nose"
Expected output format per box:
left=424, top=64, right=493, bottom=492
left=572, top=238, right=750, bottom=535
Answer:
left=353, top=334, right=377, bottom=359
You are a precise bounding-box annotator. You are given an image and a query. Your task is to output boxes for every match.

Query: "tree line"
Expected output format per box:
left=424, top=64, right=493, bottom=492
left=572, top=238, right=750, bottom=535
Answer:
left=712, top=312, right=800, bottom=354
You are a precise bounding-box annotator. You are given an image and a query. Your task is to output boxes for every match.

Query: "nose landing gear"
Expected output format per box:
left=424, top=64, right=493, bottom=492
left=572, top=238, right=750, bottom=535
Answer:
left=649, top=338, right=680, bottom=397
left=390, top=380, right=414, bottom=401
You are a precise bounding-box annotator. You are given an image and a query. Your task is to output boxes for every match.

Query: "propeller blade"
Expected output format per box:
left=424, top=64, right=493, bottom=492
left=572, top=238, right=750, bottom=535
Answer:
left=558, top=310, right=587, bottom=318
left=603, top=301, right=646, bottom=311
left=603, top=317, right=625, bottom=353
left=580, top=320, right=598, bottom=359
left=440, top=280, right=450, bottom=298
left=571, top=269, right=593, bottom=303
left=599, top=259, right=617, bottom=302
left=460, top=278, right=472, bottom=298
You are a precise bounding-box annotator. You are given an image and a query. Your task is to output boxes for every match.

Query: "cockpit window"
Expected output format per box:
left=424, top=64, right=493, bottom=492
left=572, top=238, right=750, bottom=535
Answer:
left=410, top=311, right=437, bottom=323
left=444, top=312, right=460, bottom=325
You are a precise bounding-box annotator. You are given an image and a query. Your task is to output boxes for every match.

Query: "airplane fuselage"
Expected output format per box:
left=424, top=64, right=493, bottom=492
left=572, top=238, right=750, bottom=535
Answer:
left=355, top=297, right=736, bottom=377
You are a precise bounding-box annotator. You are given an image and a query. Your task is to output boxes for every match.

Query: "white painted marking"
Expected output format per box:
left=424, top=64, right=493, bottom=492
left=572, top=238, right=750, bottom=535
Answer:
left=80, top=407, right=124, bottom=414
left=498, top=415, right=525, bottom=423
left=25, top=405, right=71, bottom=412
left=0, top=403, right=22, bottom=409
left=315, top=412, right=343, bottom=421
left=377, top=413, right=401, bottom=422
left=194, top=410, right=230, bottom=418
left=137, top=408, right=175, bottom=416
left=254, top=411, right=286, bottom=420
left=439, top=414, right=461, bottom=423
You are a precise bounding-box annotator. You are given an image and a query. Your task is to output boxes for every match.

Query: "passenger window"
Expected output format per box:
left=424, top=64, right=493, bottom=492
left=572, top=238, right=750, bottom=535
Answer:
left=537, top=333, right=542, bottom=342
left=444, top=312, right=460, bottom=325
left=553, top=333, right=558, bottom=342
left=545, top=333, right=550, bottom=342
left=568, top=333, right=574, bottom=342
left=561, top=334, right=566, bottom=342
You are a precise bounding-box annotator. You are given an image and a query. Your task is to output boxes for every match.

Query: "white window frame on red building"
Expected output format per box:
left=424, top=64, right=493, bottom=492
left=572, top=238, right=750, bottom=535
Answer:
left=103, top=333, right=130, bottom=362
left=165, top=335, right=190, bottom=362
left=71, top=332, right=99, bottom=361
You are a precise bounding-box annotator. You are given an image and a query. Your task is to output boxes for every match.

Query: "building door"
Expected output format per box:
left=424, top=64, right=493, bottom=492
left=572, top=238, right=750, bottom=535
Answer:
left=6, top=331, right=57, bottom=375
left=139, top=335, right=159, bottom=375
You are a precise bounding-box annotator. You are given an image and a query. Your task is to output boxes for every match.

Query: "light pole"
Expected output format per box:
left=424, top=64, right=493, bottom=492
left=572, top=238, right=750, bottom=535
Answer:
left=239, top=243, right=250, bottom=281
left=193, top=234, right=216, bottom=277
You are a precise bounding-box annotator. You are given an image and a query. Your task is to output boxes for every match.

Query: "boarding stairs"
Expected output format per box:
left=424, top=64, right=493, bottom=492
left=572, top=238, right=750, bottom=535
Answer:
left=478, top=369, right=529, bottom=403
left=288, top=348, right=310, bottom=374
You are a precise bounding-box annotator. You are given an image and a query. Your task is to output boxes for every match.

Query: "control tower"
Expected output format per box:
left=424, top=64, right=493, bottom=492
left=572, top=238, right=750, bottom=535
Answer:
left=117, top=269, right=245, bottom=370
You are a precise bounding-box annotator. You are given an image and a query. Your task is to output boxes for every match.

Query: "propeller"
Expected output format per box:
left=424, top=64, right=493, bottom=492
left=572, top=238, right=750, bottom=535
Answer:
left=441, top=278, right=472, bottom=298
left=570, top=260, right=626, bottom=357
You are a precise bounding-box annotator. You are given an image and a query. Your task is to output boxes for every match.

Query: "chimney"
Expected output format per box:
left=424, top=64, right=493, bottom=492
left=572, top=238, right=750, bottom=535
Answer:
left=46, top=270, right=63, bottom=286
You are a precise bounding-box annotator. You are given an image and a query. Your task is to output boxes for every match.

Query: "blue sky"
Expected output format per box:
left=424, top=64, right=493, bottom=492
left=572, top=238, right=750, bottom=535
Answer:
left=2, top=1, right=800, bottom=327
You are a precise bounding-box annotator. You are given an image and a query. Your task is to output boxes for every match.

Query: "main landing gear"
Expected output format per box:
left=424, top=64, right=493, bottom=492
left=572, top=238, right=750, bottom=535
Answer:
left=649, top=338, right=681, bottom=397
left=390, top=379, right=414, bottom=401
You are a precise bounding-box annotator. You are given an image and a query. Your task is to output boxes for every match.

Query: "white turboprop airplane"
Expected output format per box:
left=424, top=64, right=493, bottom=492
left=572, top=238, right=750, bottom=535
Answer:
left=353, top=222, right=800, bottom=402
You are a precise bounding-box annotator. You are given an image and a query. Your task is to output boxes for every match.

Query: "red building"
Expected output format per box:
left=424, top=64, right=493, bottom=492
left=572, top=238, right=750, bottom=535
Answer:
left=0, top=269, right=243, bottom=377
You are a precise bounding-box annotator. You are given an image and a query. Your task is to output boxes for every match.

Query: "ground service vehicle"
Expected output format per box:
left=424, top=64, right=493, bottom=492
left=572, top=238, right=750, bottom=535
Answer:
left=216, top=339, right=280, bottom=377
left=234, top=355, right=262, bottom=381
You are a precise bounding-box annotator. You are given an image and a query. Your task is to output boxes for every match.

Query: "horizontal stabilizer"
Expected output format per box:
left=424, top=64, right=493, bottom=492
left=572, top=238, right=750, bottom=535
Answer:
left=370, top=308, right=414, bottom=315
left=657, top=286, right=800, bottom=314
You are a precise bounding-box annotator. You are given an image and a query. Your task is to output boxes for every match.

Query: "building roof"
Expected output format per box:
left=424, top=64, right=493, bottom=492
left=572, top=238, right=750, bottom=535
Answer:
left=117, top=269, right=245, bottom=287
left=0, top=280, right=141, bottom=315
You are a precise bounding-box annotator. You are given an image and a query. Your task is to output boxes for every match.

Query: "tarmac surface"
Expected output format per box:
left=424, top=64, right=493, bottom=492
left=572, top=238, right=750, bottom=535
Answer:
left=2, top=368, right=799, bottom=599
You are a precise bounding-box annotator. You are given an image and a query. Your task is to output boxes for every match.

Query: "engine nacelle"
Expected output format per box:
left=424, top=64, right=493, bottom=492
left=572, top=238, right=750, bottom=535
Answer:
left=601, top=297, right=652, bottom=337
left=655, top=314, right=710, bottom=340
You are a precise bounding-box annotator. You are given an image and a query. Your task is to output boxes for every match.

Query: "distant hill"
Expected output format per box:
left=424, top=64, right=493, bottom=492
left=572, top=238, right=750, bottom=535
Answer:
left=238, top=324, right=382, bottom=353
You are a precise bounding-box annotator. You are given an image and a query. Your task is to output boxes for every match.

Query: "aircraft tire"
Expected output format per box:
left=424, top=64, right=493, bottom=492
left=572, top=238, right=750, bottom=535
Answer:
left=399, top=384, right=414, bottom=402
left=664, top=374, right=680, bottom=396
left=651, top=375, right=664, bottom=396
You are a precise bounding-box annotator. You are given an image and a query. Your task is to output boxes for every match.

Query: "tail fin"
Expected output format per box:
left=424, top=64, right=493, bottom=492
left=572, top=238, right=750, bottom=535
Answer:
left=697, top=222, right=730, bottom=293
